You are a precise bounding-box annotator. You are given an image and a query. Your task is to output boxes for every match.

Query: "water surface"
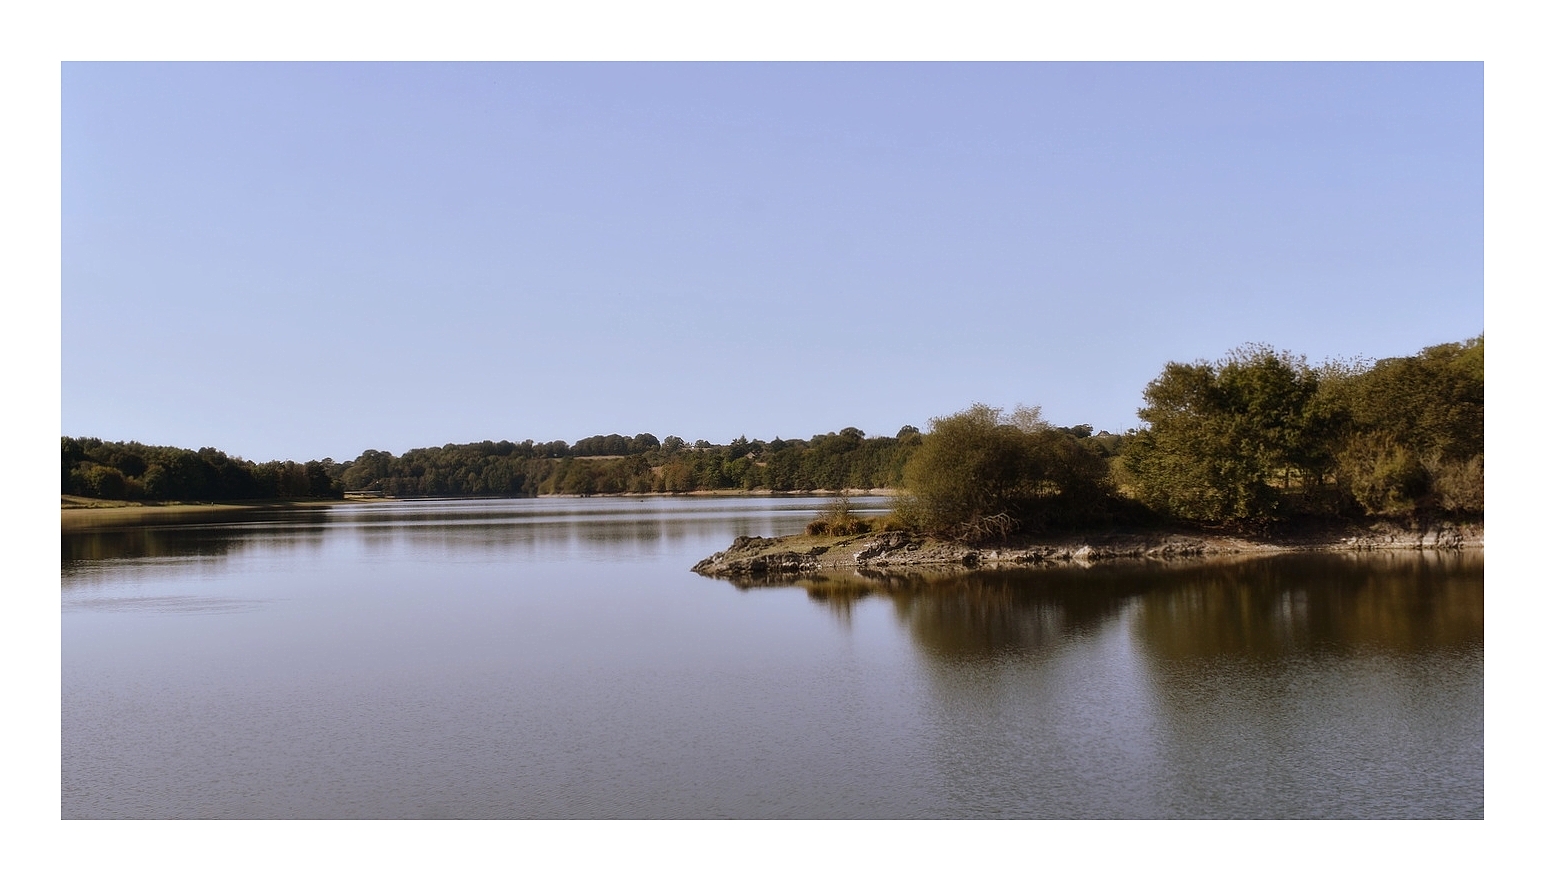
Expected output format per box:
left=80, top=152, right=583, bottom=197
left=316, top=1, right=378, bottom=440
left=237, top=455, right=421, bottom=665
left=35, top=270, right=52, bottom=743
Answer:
left=62, top=497, right=1482, bottom=818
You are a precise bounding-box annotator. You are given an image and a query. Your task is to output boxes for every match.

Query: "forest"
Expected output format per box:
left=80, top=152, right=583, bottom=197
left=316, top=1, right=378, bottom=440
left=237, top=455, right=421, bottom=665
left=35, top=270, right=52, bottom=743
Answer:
left=62, top=336, right=1482, bottom=532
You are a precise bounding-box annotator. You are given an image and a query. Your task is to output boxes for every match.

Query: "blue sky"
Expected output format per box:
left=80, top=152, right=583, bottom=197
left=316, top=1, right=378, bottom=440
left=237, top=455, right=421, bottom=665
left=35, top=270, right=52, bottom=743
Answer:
left=62, top=62, right=1482, bottom=463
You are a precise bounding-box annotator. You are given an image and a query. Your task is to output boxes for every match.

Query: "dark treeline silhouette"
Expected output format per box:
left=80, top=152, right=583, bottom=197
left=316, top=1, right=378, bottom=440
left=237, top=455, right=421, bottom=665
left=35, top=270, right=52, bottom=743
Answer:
left=63, top=337, right=1481, bottom=528
left=60, top=424, right=1117, bottom=505
left=332, top=428, right=935, bottom=497
left=59, top=428, right=937, bottom=502
left=62, top=437, right=343, bottom=502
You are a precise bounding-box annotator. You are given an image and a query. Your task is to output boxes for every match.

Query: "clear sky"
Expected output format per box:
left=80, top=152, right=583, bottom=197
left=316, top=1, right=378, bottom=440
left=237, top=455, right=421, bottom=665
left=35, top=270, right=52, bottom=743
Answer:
left=62, top=61, right=1482, bottom=463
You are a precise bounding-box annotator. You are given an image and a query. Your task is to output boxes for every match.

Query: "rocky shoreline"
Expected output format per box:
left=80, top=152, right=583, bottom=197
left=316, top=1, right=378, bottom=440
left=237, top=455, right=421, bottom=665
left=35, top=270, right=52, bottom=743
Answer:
left=691, top=520, right=1483, bottom=579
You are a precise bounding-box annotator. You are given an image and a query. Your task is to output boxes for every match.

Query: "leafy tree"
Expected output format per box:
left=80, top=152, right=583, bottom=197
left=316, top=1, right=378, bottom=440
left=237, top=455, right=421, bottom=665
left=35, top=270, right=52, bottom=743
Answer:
left=900, top=404, right=1113, bottom=539
left=1330, top=431, right=1427, bottom=514
left=307, top=461, right=341, bottom=498
left=1319, top=336, right=1483, bottom=515
left=1327, top=337, right=1482, bottom=461
left=1123, top=346, right=1334, bottom=522
left=341, top=450, right=394, bottom=491
left=70, top=462, right=127, bottom=498
left=62, top=438, right=86, bottom=493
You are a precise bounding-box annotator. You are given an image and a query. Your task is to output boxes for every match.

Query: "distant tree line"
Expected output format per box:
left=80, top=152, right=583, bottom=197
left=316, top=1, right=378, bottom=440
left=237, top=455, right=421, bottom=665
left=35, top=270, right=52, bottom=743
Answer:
left=60, top=428, right=940, bottom=502
left=62, top=337, right=1481, bottom=530
left=332, top=428, right=934, bottom=497
left=62, top=438, right=343, bottom=502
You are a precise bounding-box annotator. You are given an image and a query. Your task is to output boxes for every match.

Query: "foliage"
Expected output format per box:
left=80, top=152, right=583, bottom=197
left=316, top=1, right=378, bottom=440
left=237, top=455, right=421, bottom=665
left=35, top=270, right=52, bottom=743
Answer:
left=1431, top=455, right=1484, bottom=515
left=805, top=494, right=873, bottom=536
left=1122, top=346, right=1337, bottom=522
left=288, top=425, right=924, bottom=498
left=1329, top=431, right=1427, bottom=514
left=1319, top=336, right=1483, bottom=515
left=61, top=437, right=343, bottom=502
left=1123, top=337, right=1483, bottom=522
left=898, top=404, right=1114, bottom=538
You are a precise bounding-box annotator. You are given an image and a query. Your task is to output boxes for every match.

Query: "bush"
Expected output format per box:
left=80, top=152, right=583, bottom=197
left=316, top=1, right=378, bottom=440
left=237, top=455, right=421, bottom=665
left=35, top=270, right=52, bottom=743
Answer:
left=805, top=495, right=873, bottom=536
left=1334, top=432, right=1426, bottom=515
left=898, top=404, right=1113, bottom=539
left=1432, top=455, right=1484, bottom=515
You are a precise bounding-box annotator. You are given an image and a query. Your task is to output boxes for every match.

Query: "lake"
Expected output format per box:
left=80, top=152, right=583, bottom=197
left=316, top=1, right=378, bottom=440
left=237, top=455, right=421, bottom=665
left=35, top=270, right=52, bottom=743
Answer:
left=61, top=496, right=1483, bottom=819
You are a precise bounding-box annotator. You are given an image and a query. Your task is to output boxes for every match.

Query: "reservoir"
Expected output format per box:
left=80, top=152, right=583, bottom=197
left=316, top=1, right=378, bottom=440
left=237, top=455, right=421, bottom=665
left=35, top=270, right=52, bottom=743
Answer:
left=62, top=496, right=1483, bottom=818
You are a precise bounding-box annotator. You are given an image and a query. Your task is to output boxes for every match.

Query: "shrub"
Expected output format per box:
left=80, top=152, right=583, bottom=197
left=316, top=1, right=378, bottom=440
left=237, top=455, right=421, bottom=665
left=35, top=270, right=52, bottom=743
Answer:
left=1332, top=431, right=1426, bottom=515
left=899, top=404, right=1113, bottom=539
left=1432, top=455, right=1484, bottom=515
left=805, top=494, right=873, bottom=536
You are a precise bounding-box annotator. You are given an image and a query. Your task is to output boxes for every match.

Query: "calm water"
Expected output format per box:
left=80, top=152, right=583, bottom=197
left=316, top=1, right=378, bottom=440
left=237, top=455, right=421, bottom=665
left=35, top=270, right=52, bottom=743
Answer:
left=62, top=496, right=1483, bottom=819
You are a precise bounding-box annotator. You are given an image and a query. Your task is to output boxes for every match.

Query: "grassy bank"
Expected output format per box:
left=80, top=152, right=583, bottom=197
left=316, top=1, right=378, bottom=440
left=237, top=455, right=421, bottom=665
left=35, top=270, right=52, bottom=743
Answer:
left=61, top=496, right=347, bottom=531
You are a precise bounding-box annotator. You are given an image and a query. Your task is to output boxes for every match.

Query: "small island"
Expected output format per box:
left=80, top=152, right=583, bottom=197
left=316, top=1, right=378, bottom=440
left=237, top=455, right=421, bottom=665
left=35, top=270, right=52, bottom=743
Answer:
left=692, top=519, right=1482, bottom=580
left=697, top=339, right=1483, bottom=580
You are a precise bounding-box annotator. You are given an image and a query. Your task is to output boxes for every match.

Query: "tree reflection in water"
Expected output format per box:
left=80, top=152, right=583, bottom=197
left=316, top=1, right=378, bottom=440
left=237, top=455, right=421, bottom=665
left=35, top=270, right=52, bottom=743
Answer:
left=740, top=551, right=1482, bottom=663
left=733, top=552, right=1482, bottom=818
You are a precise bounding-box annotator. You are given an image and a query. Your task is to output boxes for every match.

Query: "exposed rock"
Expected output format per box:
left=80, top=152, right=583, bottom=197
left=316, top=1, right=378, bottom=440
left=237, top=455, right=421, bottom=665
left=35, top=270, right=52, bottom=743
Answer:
left=1338, top=521, right=1482, bottom=551
left=692, top=521, right=1482, bottom=580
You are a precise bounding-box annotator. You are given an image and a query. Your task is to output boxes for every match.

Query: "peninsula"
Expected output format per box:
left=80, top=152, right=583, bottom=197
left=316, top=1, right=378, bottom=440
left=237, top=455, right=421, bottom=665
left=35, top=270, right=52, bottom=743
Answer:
left=691, top=519, right=1483, bottom=581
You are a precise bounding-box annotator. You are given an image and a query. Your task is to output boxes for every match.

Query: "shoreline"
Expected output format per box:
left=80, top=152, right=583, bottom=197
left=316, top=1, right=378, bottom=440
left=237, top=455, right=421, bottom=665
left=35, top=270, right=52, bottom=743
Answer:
left=58, top=489, right=891, bottom=530
left=691, top=520, right=1484, bottom=580
left=60, top=497, right=358, bottom=531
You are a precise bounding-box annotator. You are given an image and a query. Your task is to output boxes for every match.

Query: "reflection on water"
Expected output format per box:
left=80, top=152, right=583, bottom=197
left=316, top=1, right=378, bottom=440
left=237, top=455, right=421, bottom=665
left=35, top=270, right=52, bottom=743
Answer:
left=795, top=569, right=1126, bottom=661
left=62, top=497, right=1481, bottom=818
left=62, top=497, right=859, bottom=592
left=767, top=553, right=1483, bottom=818
left=1133, top=551, right=1482, bottom=659
left=63, top=496, right=871, bottom=565
left=777, top=552, right=1483, bottom=661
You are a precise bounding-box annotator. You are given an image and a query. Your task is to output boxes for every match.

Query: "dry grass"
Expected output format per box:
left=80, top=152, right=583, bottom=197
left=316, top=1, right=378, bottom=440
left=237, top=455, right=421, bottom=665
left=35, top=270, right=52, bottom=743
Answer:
left=804, top=495, right=875, bottom=537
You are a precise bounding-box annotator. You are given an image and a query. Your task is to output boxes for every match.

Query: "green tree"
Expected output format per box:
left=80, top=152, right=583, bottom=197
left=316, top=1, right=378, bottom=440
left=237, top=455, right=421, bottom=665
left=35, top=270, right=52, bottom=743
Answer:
left=70, top=462, right=127, bottom=498
left=340, top=450, right=394, bottom=491
left=62, top=438, right=86, bottom=493
left=1123, top=346, right=1334, bottom=522
left=900, top=404, right=1113, bottom=539
left=1319, top=336, right=1483, bottom=515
